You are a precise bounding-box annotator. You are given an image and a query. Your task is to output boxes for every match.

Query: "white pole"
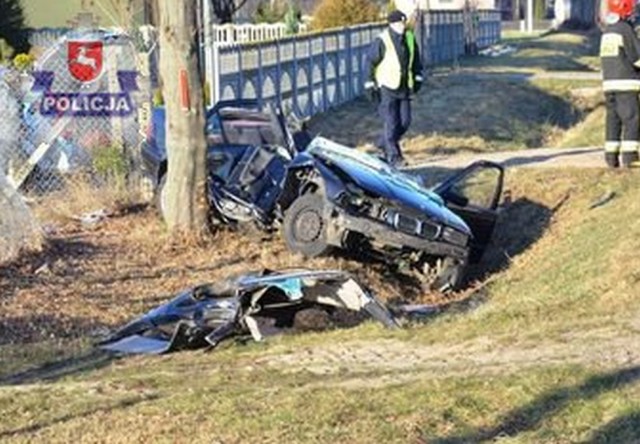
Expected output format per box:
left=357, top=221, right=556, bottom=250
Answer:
left=203, top=0, right=216, bottom=108
left=526, top=0, right=534, bottom=33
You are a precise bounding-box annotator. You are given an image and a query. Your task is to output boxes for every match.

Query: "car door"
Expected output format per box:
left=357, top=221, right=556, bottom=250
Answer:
left=432, top=161, right=504, bottom=262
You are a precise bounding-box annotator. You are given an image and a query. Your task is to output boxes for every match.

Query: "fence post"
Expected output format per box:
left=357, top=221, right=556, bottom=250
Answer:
left=107, top=46, right=124, bottom=147
left=257, top=43, right=264, bottom=109
left=203, top=0, right=217, bottom=108
left=292, top=37, right=299, bottom=115
left=321, top=34, right=328, bottom=112
left=211, top=43, right=220, bottom=105
left=308, top=36, right=314, bottom=115
left=346, top=26, right=352, bottom=101
left=275, top=39, right=282, bottom=108
left=336, top=30, right=343, bottom=104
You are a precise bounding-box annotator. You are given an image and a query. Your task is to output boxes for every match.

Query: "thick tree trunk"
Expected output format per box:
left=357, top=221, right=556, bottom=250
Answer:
left=157, top=0, right=208, bottom=232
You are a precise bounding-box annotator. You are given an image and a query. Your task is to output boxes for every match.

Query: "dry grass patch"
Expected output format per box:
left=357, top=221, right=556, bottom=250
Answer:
left=29, top=175, right=147, bottom=225
left=309, top=76, right=590, bottom=158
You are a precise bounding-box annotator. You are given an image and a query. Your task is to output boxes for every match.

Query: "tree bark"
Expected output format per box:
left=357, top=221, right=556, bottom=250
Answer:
left=0, top=173, right=42, bottom=264
left=157, top=0, right=208, bottom=233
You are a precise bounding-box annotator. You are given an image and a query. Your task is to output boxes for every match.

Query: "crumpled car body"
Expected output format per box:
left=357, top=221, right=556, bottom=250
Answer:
left=142, top=100, right=504, bottom=291
left=98, top=270, right=398, bottom=355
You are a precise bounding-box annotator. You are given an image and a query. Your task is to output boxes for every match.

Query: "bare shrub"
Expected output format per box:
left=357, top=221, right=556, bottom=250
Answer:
left=30, top=173, right=145, bottom=224
left=311, top=0, right=381, bottom=30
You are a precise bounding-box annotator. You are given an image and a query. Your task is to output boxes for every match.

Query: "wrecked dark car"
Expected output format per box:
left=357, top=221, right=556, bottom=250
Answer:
left=142, top=100, right=504, bottom=291
left=98, top=270, right=397, bottom=354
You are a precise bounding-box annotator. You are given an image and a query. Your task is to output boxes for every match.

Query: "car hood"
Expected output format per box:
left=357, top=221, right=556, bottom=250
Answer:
left=306, top=138, right=470, bottom=235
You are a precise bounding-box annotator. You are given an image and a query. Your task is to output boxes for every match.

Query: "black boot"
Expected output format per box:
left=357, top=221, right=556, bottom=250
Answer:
left=621, top=152, right=639, bottom=168
left=605, top=152, right=620, bottom=168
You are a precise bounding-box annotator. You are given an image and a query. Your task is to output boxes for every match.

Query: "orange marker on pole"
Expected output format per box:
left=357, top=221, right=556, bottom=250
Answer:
left=180, top=69, right=190, bottom=110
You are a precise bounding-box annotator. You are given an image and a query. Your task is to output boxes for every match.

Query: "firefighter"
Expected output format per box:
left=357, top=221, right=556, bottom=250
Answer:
left=364, top=10, right=424, bottom=167
left=600, top=0, right=640, bottom=168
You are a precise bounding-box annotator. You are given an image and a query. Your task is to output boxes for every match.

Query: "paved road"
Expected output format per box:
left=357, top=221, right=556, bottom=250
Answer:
left=410, top=146, right=604, bottom=171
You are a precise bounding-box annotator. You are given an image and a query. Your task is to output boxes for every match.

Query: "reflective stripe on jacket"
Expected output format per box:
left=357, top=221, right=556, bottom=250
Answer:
left=600, top=19, right=640, bottom=92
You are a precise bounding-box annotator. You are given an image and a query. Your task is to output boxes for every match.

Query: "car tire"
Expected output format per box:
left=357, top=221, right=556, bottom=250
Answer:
left=283, top=193, right=331, bottom=257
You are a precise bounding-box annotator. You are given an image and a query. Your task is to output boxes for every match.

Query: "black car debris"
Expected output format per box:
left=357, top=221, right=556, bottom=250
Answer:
left=98, top=270, right=398, bottom=355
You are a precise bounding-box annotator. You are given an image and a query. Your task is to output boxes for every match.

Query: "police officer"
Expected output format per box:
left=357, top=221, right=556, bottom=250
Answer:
left=600, top=0, right=640, bottom=168
left=365, top=10, right=424, bottom=167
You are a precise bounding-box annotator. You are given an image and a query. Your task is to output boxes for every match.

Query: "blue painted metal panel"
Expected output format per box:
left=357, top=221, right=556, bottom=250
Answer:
left=206, top=11, right=500, bottom=119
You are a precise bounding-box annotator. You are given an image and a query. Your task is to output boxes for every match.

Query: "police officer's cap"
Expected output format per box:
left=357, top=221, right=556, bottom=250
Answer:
left=387, top=10, right=407, bottom=24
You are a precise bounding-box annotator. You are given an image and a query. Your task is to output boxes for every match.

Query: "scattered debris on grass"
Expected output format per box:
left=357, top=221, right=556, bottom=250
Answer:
left=479, top=44, right=517, bottom=57
left=72, top=208, right=112, bottom=227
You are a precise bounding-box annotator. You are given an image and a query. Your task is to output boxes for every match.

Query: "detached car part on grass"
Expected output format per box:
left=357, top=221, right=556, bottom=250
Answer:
left=98, top=270, right=398, bottom=355
left=142, top=100, right=504, bottom=291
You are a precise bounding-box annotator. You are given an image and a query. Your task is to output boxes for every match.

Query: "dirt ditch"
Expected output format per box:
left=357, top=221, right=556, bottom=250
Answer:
left=0, top=171, right=561, bottom=347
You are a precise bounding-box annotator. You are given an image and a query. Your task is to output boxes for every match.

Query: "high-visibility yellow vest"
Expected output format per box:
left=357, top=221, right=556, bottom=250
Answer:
left=375, top=29, right=416, bottom=90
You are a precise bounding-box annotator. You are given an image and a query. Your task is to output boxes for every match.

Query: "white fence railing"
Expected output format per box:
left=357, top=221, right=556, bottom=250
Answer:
left=212, top=23, right=308, bottom=45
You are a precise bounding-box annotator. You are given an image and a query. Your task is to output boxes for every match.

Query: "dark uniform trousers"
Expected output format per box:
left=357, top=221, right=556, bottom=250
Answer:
left=378, top=92, right=411, bottom=163
left=605, top=91, right=640, bottom=167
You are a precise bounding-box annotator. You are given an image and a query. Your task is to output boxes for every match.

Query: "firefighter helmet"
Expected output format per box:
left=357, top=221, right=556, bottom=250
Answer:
left=608, top=0, right=635, bottom=18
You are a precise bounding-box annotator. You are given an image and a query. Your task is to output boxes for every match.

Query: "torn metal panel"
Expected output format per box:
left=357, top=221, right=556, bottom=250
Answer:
left=98, top=269, right=397, bottom=355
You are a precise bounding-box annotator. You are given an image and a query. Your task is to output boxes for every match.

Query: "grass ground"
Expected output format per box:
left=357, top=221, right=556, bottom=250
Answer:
left=1, top=168, right=640, bottom=442
left=4, top=29, right=639, bottom=443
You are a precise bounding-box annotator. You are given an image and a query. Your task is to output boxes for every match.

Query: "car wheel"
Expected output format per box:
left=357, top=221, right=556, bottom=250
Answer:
left=283, top=193, right=331, bottom=257
left=422, top=257, right=466, bottom=293
left=154, top=174, right=168, bottom=217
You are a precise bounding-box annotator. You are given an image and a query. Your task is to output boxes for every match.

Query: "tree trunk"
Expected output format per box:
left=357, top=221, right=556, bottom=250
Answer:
left=157, top=0, right=208, bottom=233
left=0, top=173, right=42, bottom=264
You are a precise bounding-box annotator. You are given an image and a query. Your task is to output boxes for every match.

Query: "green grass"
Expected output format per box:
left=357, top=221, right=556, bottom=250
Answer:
left=1, top=352, right=639, bottom=443
left=2, top=169, right=640, bottom=442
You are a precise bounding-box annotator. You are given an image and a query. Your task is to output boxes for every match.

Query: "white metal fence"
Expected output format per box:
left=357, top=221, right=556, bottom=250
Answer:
left=212, top=22, right=309, bottom=45
left=30, top=23, right=308, bottom=50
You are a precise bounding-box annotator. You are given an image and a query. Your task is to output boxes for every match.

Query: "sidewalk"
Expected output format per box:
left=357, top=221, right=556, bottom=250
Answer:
left=410, top=146, right=604, bottom=170
left=432, top=69, right=602, bottom=82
